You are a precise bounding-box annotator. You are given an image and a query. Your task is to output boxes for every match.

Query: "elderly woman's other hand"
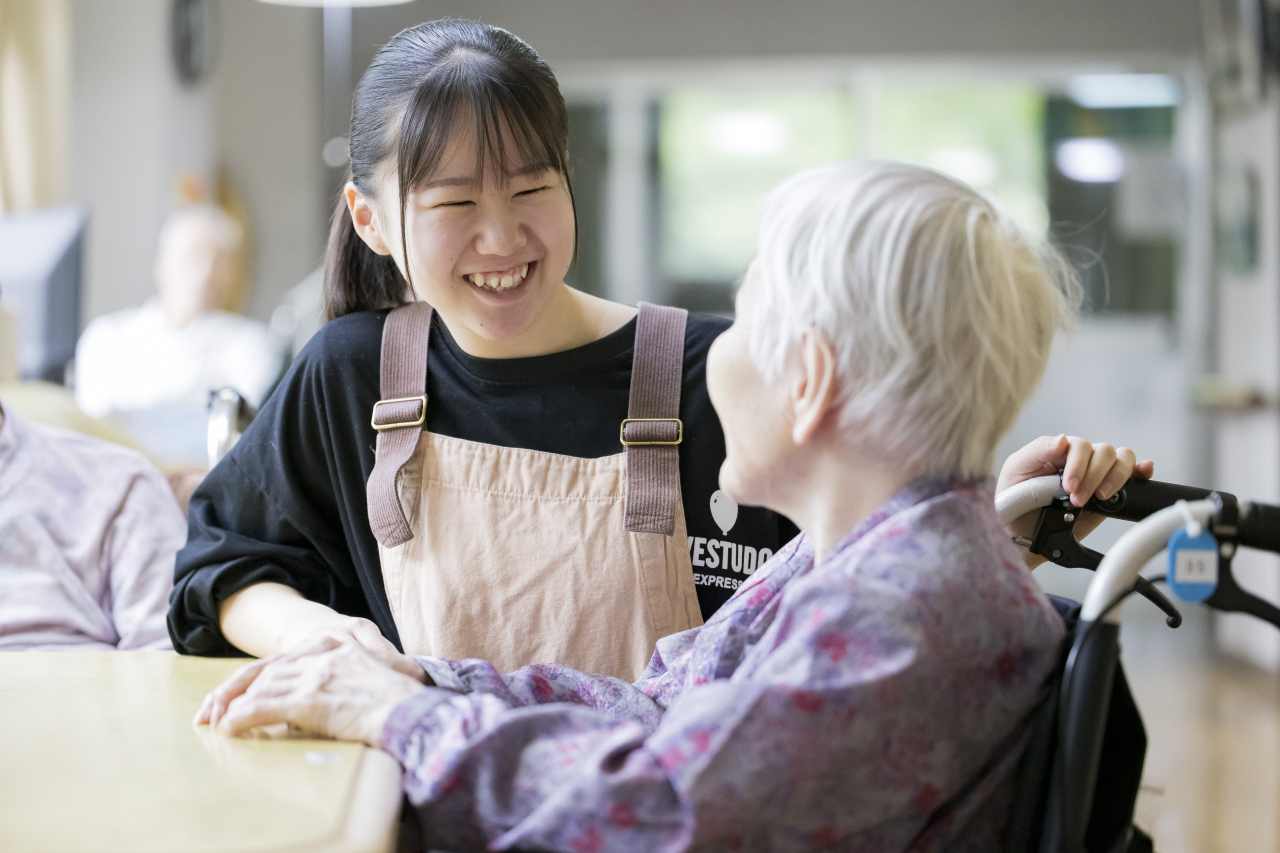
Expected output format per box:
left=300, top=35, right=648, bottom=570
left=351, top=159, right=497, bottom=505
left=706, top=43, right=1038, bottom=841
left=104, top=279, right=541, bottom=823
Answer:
left=998, top=434, right=1155, bottom=567
left=196, top=643, right=429, bottom=745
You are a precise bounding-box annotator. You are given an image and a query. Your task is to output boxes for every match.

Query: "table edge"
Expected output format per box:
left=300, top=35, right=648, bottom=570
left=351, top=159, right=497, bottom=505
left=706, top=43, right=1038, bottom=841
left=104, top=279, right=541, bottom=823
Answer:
left=318, top=747, right=404, bottom=853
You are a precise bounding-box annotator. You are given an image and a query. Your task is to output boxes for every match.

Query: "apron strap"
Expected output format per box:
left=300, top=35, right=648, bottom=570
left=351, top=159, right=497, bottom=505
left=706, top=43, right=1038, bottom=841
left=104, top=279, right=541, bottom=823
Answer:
left=367, top=302, right=433, bottom=548
left=622, top=302, right=688, bottom=535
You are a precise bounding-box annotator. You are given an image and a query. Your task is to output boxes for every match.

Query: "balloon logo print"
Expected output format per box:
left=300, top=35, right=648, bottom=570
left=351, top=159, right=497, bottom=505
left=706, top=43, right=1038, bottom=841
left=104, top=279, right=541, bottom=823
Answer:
left=710, top=490, right=738, bottom=536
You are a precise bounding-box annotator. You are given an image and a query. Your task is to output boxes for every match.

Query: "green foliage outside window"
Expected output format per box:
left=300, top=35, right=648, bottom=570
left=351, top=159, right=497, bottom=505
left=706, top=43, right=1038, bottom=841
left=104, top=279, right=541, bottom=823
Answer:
left=659, top=88, right=855, bottom=291
left=869, top=81, right=1048, bottom=234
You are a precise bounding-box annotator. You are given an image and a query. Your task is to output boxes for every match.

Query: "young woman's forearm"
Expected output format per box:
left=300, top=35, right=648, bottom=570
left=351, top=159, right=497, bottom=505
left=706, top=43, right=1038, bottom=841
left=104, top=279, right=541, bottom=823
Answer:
left=218, top=582, right=349, bottom=658
left=198, top=585, right=430, bottom=724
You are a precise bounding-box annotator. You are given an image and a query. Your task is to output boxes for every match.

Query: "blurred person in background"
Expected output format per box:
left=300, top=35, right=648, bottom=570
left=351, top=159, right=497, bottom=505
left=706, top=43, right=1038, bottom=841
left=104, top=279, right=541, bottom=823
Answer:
left=0, top=282, right=185, bottom=650
left=74, top=204, right=283, bottom=420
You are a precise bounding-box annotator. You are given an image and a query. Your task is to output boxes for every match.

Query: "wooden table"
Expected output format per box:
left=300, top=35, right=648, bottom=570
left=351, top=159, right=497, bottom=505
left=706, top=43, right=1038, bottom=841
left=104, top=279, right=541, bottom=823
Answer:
left=0, top=652, right=403, bottom=853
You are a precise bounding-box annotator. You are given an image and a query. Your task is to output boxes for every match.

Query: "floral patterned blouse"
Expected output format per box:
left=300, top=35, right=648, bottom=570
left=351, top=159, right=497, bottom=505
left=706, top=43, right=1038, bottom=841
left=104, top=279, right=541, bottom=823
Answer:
left=383, top=478, right=1065, bottom=852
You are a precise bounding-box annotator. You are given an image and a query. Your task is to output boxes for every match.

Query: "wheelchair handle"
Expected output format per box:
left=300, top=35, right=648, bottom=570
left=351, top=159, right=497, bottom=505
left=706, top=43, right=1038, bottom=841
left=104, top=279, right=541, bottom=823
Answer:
left=1090, top=480, right=1280, bottom=556
left=995, top=475, right=1186, bottom=626
left=998, top=475, right=1280, bottom=555
left=997, top=475, right=1221, bottom=525
left=1084, top=478, right=1218, bottom=520
left=1238, top=501, right=1280, bottom=554
left=994, top=475, right=1069, bottom=526
left=1079, top=477, right=1280, bottom=556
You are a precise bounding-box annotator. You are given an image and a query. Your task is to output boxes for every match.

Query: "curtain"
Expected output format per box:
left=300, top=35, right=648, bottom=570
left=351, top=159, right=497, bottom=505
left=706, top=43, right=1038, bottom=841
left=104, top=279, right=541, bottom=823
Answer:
left=0, top=0, right=70, bottom=214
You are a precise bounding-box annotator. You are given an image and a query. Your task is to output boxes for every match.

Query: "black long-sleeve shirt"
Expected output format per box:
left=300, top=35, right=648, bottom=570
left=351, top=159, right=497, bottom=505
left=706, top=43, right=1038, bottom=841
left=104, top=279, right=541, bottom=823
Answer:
left=168, top=309, right=798, bottom=655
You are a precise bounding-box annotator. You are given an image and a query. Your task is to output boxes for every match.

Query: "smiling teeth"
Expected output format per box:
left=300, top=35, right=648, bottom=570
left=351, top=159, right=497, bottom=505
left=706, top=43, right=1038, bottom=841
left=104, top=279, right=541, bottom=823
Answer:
left=470, top=264, right=529, bottom=292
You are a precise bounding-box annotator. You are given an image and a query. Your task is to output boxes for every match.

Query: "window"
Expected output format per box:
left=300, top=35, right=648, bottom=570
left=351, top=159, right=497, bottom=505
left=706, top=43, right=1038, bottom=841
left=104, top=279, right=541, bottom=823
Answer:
left=563, top=67, right=1184, bottom=318
left=1045, top=97, right=1179, bottom=314
left=868, top=80, right=1047, bottom=234
left=658, top=88, right=854, bottom=313
left=564, top=102, right=610, bottom=298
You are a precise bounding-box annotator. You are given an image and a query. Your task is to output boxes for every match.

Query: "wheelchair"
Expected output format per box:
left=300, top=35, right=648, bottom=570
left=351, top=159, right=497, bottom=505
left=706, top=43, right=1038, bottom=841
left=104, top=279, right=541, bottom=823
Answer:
left=996, top=475, right=1280, bottom=853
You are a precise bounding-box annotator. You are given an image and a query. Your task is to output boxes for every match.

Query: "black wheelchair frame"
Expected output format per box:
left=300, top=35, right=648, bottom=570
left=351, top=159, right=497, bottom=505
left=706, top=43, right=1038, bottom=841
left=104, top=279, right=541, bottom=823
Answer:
left=1001, top=477, right=1280, bottom=853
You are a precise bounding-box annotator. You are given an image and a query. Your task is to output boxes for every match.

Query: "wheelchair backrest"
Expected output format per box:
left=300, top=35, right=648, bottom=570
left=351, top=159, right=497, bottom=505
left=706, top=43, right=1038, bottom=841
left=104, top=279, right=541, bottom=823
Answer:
left=1004, top=596, right=1148, bottom=853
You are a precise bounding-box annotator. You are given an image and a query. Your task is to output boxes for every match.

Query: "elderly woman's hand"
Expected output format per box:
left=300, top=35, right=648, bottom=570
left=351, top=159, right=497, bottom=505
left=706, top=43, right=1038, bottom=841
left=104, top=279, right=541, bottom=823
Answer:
left=195, top=643, right=429, bottom=746
left=194, top=630, right=430, bottom=730
left=997, top=435, right=1155, bottom=567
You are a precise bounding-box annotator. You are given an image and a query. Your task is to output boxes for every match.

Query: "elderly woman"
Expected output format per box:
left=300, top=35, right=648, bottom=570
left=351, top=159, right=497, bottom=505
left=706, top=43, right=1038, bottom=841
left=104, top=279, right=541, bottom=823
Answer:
left=198, top=160, right=1150, bottom=851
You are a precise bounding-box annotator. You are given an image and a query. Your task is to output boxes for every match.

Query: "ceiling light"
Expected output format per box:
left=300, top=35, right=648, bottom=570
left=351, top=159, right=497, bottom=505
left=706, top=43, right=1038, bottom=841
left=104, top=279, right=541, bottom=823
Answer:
left=705, top=112, right=789, bottom=158
left=1067, top=74, right=1181, bottom=109
left=1055, top=138, right=1125, bottom=183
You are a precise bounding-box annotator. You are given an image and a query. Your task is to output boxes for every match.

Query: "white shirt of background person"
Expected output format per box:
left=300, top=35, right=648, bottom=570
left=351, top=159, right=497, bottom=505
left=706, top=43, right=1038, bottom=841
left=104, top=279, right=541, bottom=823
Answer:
left=74, top=205, right=282, bottom=418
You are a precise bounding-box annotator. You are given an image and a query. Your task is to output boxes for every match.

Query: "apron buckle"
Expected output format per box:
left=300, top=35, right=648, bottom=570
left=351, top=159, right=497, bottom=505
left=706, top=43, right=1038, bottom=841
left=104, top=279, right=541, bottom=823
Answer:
left=620, top=418, right=683, bottom=446
left=372, top=396, right=427, bottom=430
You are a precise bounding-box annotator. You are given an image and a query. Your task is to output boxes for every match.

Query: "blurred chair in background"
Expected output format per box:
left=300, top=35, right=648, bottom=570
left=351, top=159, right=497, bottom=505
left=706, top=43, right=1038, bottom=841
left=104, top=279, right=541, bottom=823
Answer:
left=74, top=204, right=285, bottom=467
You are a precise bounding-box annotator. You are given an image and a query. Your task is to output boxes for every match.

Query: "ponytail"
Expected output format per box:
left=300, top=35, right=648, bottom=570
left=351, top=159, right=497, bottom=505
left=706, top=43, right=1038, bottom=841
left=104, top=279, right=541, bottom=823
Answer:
left=323, top=191, right=407, bottom=321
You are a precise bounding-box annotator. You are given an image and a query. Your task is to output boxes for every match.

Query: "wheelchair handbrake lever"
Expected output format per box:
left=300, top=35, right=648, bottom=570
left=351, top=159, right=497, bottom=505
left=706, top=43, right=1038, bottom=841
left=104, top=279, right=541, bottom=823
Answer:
left=1134, top=576, right=1184, bottom=628
left=1206, top=566, right=1280, bottom=629
left=1201, top=493, right=1280, bottom=630
left=1030, top=495, right=1184, bottom=628
left=1027, top=496, right=1105, bottom=569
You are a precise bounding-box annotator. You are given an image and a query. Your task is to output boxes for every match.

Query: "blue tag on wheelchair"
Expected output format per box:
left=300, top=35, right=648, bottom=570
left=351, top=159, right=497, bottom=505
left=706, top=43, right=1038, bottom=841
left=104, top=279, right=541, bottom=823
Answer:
left=1167, top=528, right=1218, bottom=602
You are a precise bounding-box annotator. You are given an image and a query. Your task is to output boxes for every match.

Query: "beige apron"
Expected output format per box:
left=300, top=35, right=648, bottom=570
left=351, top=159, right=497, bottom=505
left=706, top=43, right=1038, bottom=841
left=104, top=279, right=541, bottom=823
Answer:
left=365, top=302, right=703, bottom=681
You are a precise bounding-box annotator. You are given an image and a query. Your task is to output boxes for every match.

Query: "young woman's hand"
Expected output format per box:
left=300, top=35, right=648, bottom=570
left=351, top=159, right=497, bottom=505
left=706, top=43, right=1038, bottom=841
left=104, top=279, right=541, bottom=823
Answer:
left=279, top=618, right=430, bottom=682
left=278, top=614, right=398, bottom=661
left=218, top=582, right=426, bottom=679
left=198, top=644, right=428, bottom=745
left=996, top=435, right=1155, bottom=568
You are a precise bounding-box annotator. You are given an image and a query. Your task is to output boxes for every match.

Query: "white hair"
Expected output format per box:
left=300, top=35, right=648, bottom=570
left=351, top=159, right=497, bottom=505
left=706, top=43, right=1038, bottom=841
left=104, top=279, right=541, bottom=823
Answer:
left=749, top=159, right=1081, bottom=479
left=158, top=204, right=243, bottom=255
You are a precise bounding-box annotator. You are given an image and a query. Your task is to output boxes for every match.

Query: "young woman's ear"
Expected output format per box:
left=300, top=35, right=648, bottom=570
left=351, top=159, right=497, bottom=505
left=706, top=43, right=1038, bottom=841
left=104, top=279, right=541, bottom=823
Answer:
left=790, top=329, right=838, bottom=446
left=345, top=183, right=392, bottom=256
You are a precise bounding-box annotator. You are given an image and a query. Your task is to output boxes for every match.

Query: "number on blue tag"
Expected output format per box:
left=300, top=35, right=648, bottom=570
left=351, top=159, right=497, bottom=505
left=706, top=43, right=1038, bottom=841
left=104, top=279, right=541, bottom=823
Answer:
left=1167, top=527, right=1218, bottom=602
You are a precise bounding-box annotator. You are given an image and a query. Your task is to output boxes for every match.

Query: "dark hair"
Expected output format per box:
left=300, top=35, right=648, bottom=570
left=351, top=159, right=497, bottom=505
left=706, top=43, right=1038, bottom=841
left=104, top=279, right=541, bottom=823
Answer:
left=324, top=19, right=574, bottom=320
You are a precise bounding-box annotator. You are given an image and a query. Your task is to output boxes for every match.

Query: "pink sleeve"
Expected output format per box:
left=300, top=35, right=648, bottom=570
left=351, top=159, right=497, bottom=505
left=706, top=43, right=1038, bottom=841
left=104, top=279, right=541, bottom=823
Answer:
left=104, top=466, right=186, bottom=650
left=383, top=585, right=935, bottom=852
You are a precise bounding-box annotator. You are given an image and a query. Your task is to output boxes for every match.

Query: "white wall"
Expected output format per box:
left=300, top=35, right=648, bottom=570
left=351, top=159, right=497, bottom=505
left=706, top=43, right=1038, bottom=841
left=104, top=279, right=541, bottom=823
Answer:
left=216, top=0, right=324, bottom=321
left=68, top=0, right=324, bottom=328
left=1213, top=94, right=1280, bottom=671
left=70, top=0, right=215, bottom=322
left=351, top=0, right=1201, bottom=72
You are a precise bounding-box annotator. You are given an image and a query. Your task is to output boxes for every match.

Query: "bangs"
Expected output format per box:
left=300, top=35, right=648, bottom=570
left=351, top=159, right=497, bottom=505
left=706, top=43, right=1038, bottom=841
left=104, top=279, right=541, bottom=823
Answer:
left=396, top=49, right=568, bottom=193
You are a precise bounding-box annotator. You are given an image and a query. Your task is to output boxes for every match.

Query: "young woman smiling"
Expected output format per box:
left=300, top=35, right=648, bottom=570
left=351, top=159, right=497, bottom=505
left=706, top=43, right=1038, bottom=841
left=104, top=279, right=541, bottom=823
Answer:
left=169, top=20, right=1148, bottom=681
